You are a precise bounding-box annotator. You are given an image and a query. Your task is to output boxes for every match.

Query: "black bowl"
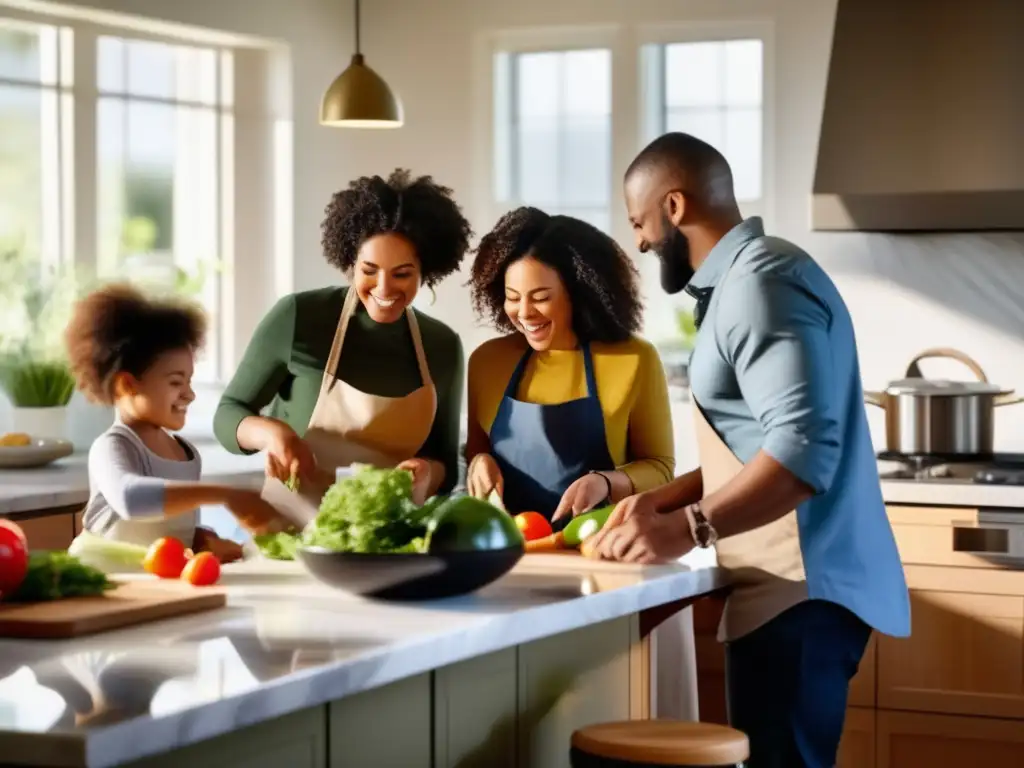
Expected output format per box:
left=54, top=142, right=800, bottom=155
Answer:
left=295, top=546, right=523, bottom=601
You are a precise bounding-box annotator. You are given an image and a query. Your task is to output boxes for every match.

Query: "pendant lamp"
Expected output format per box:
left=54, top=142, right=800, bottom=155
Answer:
left=319, top=0, right=404, bottom=128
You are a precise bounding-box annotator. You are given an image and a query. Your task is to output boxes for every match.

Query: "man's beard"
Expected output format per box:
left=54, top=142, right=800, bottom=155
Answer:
left=653, top=217, right=694, bottom=295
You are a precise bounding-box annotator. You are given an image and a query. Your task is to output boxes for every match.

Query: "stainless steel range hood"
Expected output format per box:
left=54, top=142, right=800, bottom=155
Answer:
left=812, top=0, right=1024, bottom=232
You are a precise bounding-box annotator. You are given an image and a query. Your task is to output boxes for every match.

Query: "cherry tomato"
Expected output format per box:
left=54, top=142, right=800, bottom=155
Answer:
left=0, top=519, right=28, bottom=599
left=143, top=537, right=189, bottom=579
left=181, top=551, right=221, bottom=586
left=514, top=511, right=553, bottom=542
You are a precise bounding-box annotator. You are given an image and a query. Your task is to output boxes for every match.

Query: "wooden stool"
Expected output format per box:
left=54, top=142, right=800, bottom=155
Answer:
left=570, top=720, right=749, bottom=767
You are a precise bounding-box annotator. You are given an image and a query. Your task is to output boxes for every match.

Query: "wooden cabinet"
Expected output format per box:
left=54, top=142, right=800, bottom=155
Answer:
left=121, top=706, right=325, bottom=768
left=517, top=617, right=634, bottom=768
left=876, top=710, right=1024, bottom=768
left=878, top=589, right=1024, bottom=719
left=434, top=649, right=517, bottom=768
left=836, top=707, right=875, bottom=768
left=692, top=593, right=728, bottom=724
left=848, top=634, right=876, bottom=707
left=328, top=673, right=432, bottom=768
left=16, top=512, right=76, bottom=551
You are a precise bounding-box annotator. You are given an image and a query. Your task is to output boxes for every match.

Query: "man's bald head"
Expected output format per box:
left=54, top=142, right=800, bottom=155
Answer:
left=625, top=132, right=737, bottom=213
left=623, top=133, right=744, bottom=296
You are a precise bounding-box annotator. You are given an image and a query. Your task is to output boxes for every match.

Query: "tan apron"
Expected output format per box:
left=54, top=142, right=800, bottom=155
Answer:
left=261, top=287, right=438, bottom=526
left=692, top=400, right=808, bottom=642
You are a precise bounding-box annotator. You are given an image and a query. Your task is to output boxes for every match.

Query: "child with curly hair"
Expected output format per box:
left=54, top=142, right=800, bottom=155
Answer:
left=215, top=169, right=471, bottom=520
left=465, top=207, right=675, bottom=525
left=66, top=284, right=287, bottom=560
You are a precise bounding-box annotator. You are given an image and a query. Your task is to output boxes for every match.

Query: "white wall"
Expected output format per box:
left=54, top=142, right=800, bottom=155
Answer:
left=37, top=0, right=1024, bottom=454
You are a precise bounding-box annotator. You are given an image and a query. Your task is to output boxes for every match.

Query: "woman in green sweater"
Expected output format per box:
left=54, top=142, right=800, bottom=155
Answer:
left=214, top=169, right=471, bottom=517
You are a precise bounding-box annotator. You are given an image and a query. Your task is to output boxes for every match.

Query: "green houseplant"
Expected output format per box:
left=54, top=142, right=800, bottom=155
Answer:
left=0, top=247, right=83, bottom=439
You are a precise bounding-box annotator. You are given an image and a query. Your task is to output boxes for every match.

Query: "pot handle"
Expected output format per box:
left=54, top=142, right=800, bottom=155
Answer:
left=905, top=347, right=989, bottom=382
left=863, top=391, right=886, bottom=408
left=994, top=393, right=1024, bottom=407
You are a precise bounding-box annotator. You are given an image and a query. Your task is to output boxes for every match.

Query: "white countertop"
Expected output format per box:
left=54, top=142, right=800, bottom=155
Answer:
left=0, top=556, right=727, bottom=768
left=0, top=444, right=265, bottom=515
left=879, top=478, right=1024, bottom=509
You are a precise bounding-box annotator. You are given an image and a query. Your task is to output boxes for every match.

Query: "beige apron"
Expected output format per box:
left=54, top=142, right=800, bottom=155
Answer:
left=261, top=287, right=438, bottom=526
left=692, top=400, right=808, bottom=642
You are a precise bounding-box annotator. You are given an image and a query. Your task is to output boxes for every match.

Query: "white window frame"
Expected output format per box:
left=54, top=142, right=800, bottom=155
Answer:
left=0, top=4, right=291, bottom=398
left=636, top=19, right=776, bottom=227
left=476, top=19, right=775, bottom=256
left=478, top=24, right=628, bottom=239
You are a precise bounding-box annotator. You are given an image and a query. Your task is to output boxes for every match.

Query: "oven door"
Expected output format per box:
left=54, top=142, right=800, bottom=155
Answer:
left=952, top=509, right=1024, bottom=566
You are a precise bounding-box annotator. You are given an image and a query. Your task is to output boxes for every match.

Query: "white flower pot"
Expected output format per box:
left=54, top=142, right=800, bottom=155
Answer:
left=10, top=406, right=70, bottom=442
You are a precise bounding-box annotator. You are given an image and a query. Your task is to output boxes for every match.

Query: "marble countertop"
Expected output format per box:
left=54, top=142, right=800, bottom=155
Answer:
left=879, top=477, right=1024, bottom=509
left=0, top=443, right=265, bottom=515
left=0, top=555, right=726, bottom=768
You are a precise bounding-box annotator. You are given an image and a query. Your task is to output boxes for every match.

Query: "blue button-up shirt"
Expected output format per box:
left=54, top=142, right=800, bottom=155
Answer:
left=688, top=217, right=910, bottom=638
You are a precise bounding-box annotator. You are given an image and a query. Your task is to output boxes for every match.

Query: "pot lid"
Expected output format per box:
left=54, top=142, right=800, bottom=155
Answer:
left=886, top=378, right=1012, bottom=396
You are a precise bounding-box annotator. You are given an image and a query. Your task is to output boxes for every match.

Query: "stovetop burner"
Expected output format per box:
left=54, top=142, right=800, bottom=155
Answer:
left=877, top=452, right=1024, bottom=485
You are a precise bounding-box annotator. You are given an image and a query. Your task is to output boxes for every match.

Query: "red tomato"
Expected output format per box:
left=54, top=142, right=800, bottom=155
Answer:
left=143, top=537, right=189, bottom=579
left=0, top=520, right=28, bottom=599
left=181, top=551, right=221, bottom=586
left=514, top=511, right=553, bottom=541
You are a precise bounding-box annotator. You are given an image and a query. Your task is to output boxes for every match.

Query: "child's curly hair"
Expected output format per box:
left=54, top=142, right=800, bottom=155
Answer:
left=64, top=283, right=207, bottom=405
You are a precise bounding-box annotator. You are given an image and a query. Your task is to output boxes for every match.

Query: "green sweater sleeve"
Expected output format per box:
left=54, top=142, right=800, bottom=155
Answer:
left=213, top=294, right=296, bottom=454
left=416, top=328, right=464, bottom=495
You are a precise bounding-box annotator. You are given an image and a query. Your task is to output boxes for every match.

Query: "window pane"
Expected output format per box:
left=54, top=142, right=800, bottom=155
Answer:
left=564, top=49, right=611, bottom=116
left=0, top=23, right=44, bottom=83
left=0, top=85, right=43, bottom=260
left=563, top=115, right=610, bottom=207
left=97, top=36, right=125, bottom=93
left=666, top=106, right=725, bottom=152
left=97, top=97, right=220, bottom=380
left=516, top=52, right=559, bottom=117
left=725, top=108, right=762, bottom=201
left=507, top=48, right=612, bottom=230
left=665, top=42, right=722, bottom=108
left=515, top=116, right=559, bottom=204
left=0, top=84, right=62, bottom=268
left=175, top=46, right=217, bottom=105
left=724, top=39, right=762, bottom=107
left=126, top=39, right=175, bottom=99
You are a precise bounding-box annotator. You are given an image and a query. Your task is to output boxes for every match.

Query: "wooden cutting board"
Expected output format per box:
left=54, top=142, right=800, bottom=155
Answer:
left=0, top=579, right=227, bottom=639
left=518, top=550, right=686, bottom=574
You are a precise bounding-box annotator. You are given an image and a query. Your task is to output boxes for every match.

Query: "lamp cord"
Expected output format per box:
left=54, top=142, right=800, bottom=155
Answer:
left=354, top=0, right=361, bottom=55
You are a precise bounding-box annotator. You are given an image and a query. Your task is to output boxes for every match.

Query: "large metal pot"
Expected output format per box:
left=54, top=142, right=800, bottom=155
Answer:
left=864, top=348, right=1024, bottom=456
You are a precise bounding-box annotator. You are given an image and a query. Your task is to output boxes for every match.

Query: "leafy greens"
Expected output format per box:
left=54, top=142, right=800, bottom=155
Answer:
left=254, top=466, right=445, bottom=559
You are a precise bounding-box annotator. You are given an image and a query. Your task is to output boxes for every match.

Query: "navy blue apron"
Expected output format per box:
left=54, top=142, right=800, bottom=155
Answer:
left=489, top=343, right=616, bottom=527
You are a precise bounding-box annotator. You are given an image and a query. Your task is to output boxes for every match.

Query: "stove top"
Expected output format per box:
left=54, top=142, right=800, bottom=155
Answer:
left=877, top=452, right=1024, bottom=485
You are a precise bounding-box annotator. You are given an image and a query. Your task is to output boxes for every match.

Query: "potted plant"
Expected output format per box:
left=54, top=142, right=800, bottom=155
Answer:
left=0, top=248, right=81, bottom=440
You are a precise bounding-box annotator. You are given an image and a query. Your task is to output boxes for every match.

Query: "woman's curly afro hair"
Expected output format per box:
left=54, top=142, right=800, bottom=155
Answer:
left=64, top=283, right=207, bottom=405
left=469, top=207, right=643, bottom=343
left=321, top=168, right=473, bottom=287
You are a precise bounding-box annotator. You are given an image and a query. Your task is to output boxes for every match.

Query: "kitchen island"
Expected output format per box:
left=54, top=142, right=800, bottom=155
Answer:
left=0, top=555, right=727, bottom=768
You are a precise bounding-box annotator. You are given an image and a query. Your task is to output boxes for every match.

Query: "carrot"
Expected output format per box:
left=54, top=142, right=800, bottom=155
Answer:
left=524, top=532, right=565, bottom=553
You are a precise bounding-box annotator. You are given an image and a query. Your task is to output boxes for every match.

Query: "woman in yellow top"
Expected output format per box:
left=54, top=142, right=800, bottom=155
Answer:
left=465, top=206, right=674, bottom=526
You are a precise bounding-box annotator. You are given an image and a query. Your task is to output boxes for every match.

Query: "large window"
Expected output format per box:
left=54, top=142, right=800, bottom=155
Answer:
left=643, top=38, right=765, bottom=210
left=95, top=36, right=232, bottom=381
left=0, top=11, right=283, bottom=388
left=494, top=48, right=612, bottom=233
left=0, top=19, right=72, bottom=270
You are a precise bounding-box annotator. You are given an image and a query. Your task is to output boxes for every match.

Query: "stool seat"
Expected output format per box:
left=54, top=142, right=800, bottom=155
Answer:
left=572, top=720, right=749, bottom=766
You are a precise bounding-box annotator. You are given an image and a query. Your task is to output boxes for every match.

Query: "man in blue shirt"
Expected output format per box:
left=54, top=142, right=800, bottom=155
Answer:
left=588, top=133, right=910, bottom=767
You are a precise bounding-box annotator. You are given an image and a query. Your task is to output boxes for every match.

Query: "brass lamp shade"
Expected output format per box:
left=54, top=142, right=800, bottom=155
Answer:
left=319, top=53, right=404, bottom=128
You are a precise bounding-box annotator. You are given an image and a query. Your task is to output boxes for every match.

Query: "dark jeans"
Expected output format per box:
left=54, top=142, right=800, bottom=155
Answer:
left=725, top=599, right=871, bottom=768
